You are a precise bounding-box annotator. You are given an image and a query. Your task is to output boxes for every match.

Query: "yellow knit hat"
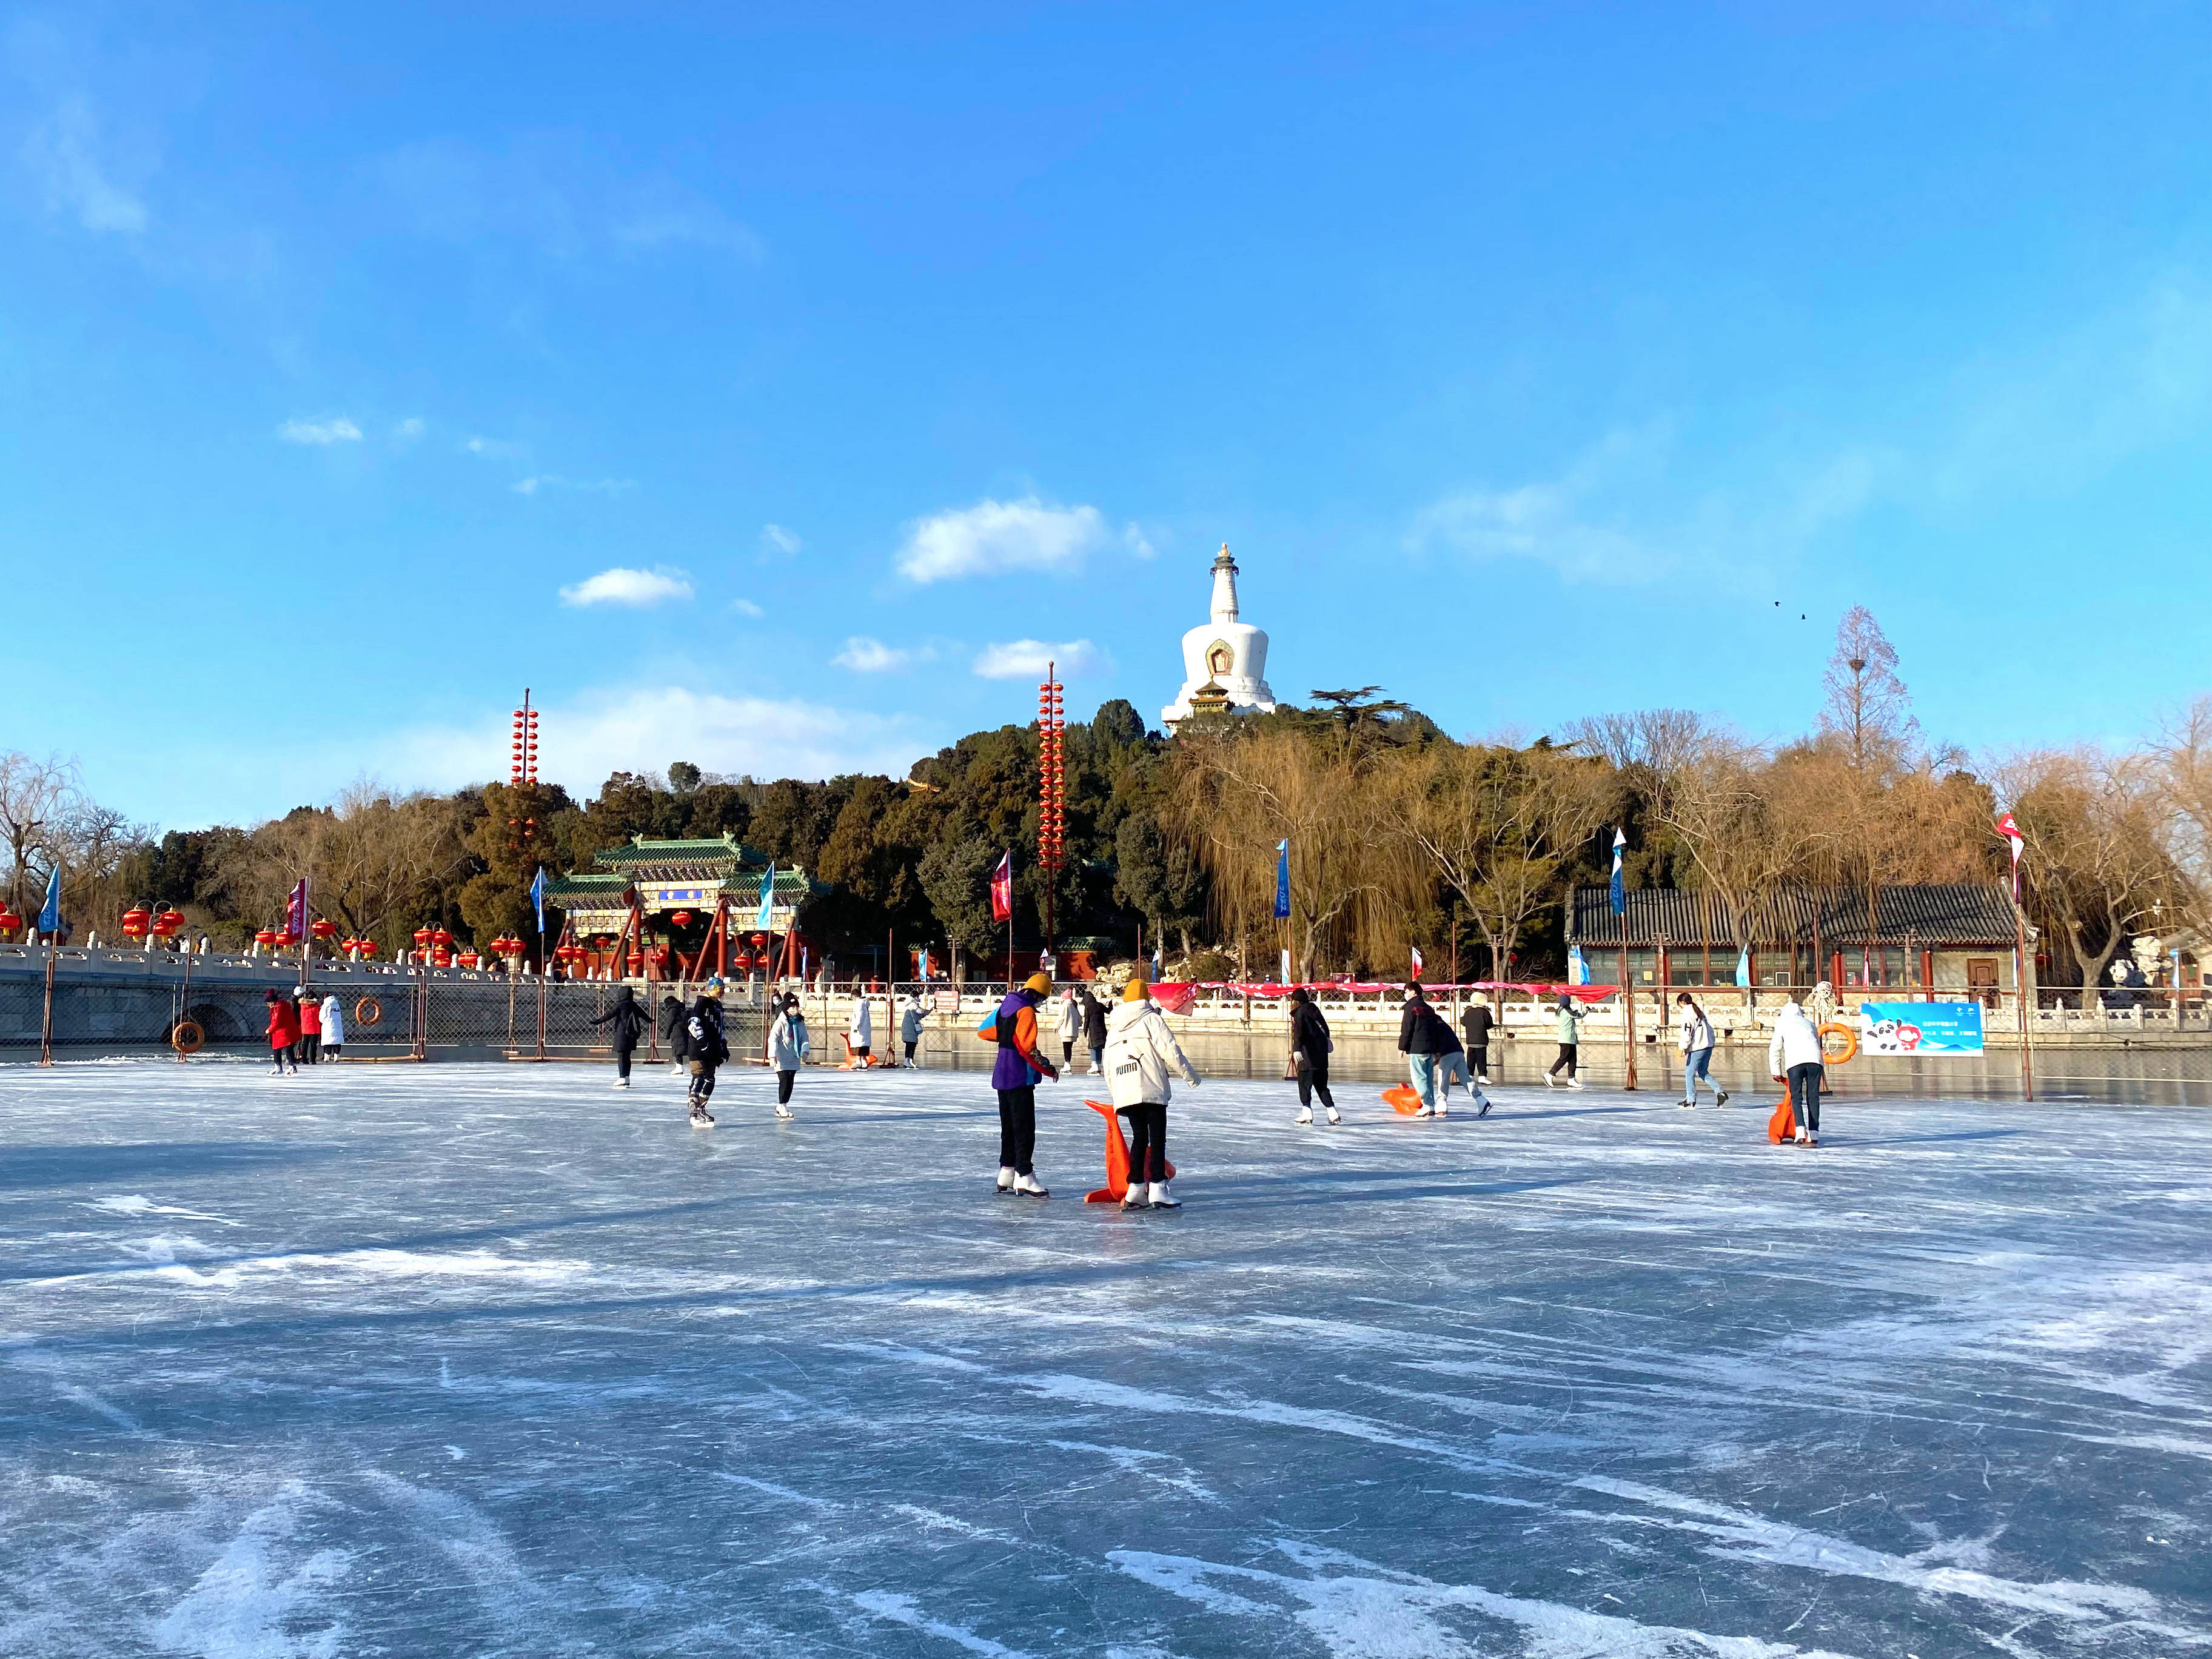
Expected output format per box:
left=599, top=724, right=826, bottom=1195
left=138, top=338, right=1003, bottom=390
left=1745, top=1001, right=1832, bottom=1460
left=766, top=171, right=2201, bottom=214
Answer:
left=1122, top=977, right=1148, bottom=1003
left=1024, top=971, right=1053, bottom=996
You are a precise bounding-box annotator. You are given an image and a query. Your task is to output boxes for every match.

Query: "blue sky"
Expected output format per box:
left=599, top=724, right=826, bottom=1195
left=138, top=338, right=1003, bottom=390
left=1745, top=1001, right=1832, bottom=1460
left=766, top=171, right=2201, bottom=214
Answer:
left=5, top=2, right=2210, bottom=829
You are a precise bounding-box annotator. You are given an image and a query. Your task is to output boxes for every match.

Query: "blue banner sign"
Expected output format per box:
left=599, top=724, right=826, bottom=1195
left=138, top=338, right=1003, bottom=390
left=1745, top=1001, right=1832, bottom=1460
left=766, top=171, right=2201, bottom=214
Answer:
left=1858, top=1000, right=1985, bottom=1056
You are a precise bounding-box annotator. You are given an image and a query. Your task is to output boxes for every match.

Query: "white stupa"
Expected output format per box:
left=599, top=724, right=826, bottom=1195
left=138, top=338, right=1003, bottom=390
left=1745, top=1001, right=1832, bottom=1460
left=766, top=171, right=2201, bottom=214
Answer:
left=1161, top=544, right=1278, bottom=729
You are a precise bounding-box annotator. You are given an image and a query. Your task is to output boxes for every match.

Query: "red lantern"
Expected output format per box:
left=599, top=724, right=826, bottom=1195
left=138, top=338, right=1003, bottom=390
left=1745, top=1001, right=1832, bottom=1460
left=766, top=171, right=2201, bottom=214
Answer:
left=0, top=908, right=19, bottom=934
left=431, top=927, right=454, bottom=948
left=122, top=906, right=152, bottom=938
left=671, top=910, right=693, bottom=928
left=751, top=931, right=768, bottom=950
left=310, top=918, right=338, bottom=940
left=431, top=946, right=452, bottom=967
left=413, top=925, right=434, bottom=948
left=156, top=909, right=186, bottom=936
left=254, top=928, right=279, bottom=948
left=459, top=950, right=480, bottom=969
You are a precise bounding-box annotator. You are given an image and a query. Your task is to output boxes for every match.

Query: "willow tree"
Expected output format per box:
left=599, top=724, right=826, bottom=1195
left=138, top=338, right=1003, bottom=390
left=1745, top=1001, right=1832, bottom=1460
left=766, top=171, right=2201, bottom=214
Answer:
left=1164, top=720, right=1395, bottom=979
left=1387, top=739, right=1609, bottom=985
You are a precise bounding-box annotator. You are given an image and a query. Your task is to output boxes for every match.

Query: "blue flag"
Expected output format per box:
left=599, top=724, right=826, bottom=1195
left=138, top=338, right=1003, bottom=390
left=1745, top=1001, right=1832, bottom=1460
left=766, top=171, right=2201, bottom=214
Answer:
left=529, top=866, right=547, bottom=934
left=1273, top=839, right=1290, bottom=920
left=1569, top=944, right=1589, bottom=985
left=1735, top=945, right=1752, bottom=988
left=756, top=864, right=776, bottom=928
left=36, top=866, right=60, bottom=935
left=1609, top=828, right=1626, bottom=917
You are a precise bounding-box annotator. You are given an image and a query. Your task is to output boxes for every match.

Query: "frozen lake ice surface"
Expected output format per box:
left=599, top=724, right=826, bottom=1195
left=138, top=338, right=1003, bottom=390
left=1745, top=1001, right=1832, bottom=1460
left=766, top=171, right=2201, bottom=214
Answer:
left=1, top=1057, right=2206, bottom=1658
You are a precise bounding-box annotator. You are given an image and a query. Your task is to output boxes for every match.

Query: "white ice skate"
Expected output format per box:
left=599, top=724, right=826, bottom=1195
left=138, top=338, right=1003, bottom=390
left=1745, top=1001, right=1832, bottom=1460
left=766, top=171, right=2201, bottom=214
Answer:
left=1295, top=1105, right=1314, bottom=1125
left=1474, top=1095, right=1491, bottom=1118
left=995, top=1165, right=1016, bottom=1194
left=1147, top=1181, right=1181, bottom=1210
left=774, top=1102, right=794, bottom=1120
left=1542, top=1073, right=1556, bottom=1088
left=1476, top=1073, right=1492, bottom=1085
left=613, top=1078, right=630, bottom=1090
left=1121, top=1184, right=1150, bottom=1212
left=1012, top=1172, right=1050, bottom=1199
left=1435, top=1102, right=1449, bottom=1119
left=1325, top=1105, right=1342, bottom=1124
left=1412, top=1105, right=1433, bottom=1118
left=1567, top=1076, right=1587, bottom=1090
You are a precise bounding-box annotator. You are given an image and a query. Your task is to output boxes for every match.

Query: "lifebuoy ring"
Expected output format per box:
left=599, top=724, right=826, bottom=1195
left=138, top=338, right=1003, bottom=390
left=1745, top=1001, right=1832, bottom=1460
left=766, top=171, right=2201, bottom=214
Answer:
left=355, top=997, right=384, bottom=1027
left=1817, top=1020, right=1858, bottom=1064
left=170, top=1020, right=204, bottom=1055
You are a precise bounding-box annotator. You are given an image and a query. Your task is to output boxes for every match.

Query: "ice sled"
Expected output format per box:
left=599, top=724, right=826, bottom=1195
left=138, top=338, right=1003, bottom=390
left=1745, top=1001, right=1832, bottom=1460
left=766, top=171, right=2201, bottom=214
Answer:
left=1767, top=1097, right=1795, bottom=1144
left=1083, top=1099, right=1176, bottom=1203
left=1382, top=1084, right=1423, bottom=1115
left=840, top=1035, right=882, bottom=1070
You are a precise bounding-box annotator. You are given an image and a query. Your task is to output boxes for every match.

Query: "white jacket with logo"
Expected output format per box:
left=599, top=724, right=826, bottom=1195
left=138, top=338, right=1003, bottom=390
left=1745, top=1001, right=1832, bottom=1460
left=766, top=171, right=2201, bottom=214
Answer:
left=1768, top=1002, right=1825, bottom=1073
left=1677, top=1004, right=1714, bottom=1053
left=1102, top=999, right=1200, bottom=1107
left=320, top=994, right=344, bottom=1046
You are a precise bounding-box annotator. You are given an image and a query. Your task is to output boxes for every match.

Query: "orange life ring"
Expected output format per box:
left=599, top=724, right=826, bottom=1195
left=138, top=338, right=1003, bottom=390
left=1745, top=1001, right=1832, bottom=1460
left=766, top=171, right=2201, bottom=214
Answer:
left=355, top=997, right=384, bottom=1027
left=170, top=1020, right=204, bottom=1055
left=1817, top=1020, right=1858, bottom=1064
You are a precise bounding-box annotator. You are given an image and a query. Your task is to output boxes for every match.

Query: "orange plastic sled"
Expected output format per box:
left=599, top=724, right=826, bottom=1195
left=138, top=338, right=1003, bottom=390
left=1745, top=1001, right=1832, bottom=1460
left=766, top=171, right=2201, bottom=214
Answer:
left=1382, top=1083, right=1423, bottom=1115
left=1767, top=1097, right=1796, bottom=1144
left=840, top=1035, right=881, bottom=1070
left=1083, top=1099, right=1176, bottom=1203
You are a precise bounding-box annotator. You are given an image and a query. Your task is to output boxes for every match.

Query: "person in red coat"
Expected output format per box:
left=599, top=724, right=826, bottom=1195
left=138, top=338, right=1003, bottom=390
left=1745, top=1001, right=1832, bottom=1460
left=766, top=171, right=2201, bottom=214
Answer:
left=264, top=989, right=300, bottom=1076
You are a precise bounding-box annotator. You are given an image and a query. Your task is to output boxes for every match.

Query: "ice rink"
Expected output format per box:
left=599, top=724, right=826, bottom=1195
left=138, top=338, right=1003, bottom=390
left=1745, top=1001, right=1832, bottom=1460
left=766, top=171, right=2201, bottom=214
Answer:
left=2, top=1056, right=2206, bottom=1658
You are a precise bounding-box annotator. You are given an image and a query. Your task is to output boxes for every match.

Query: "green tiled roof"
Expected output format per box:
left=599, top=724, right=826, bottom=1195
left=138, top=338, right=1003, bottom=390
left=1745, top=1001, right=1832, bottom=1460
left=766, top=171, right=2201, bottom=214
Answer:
left=592, top=834, right=769, bottom=870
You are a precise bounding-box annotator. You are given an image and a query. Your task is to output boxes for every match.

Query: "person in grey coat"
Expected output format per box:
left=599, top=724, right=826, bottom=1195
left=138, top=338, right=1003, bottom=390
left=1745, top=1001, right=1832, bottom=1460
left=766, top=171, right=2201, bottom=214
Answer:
left=769, top=993, right=811, bottom=1118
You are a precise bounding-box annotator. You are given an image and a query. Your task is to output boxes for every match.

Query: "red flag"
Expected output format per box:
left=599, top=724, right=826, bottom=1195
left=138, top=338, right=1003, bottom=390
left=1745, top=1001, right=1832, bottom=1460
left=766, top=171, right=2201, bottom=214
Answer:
left=282, top=879, right=308, bottom=943
left=990, top=851, right=1013, bottom=923
left=1996, top=812, right=2024, bottom=899
left=1410, top=945, right=1424, bottom=979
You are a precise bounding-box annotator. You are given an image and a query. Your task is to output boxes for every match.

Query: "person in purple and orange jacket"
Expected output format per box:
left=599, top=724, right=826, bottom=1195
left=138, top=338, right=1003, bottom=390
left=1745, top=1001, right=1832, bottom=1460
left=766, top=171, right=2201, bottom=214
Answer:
left=984, top=973, right=1059, bottom=1196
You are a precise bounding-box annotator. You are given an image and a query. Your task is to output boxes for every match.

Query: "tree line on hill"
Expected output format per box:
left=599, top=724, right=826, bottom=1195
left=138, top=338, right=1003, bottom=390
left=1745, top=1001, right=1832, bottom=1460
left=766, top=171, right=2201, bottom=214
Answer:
left=7, top=609, right=2212, bottom=1004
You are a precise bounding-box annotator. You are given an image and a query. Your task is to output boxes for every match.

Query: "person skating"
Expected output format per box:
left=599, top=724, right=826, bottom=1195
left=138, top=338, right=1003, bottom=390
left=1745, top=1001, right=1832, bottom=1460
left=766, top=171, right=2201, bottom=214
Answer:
left=1676, top=991, right=1727, bottom=1108
left=319, top=991, right=344, bottom=1061
left=1104, top=977, right=1199, bottom=1209
left=298, top=991, right=323, bottom=1065
left=1400, top=985, right=1487, bottom=1119
left=264, top=989, right=299, bottom=1076
left=1544, top=994, right=1587, bottom=1088
left=847, top=982, right=875, bottom=1065
left=1056, top=987, right=1082, bottom=1067
left=1288, top=987, right=1339, bottom=1124
left=1081, top=984, right=1108, bottom=1074
left=1459, top=998, right=1495, bottom=1085
left=660, top=991, right=689, bottom=1076
left=685, top=979, right=729, bottom=1126
left=593, top=984, right=650, bottom=1088
left=1768, top=997, right=1825, bottom=1146
left=987, top=971, right=1059, bottom=1195
left=899, top=992, right=924, bottom=1067
left=769, top=991, right=809, bottom=1117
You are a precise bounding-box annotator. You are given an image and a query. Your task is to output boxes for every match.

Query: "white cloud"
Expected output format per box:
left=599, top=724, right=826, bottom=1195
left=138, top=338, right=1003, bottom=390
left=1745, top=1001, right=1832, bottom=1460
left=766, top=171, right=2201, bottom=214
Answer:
left=394, top=417, right=426, bottom=441
left=759, top=523, right=802, bottom=557
left=557, top=566, right=693, bottom=608
left=834, top=636, right=910, bottom=672
left=729, top=598, right=766, bottom=618
left=22, top=96, right=146, bottom=235
left=377, top=686, right=930, bottom=794
left=277, top=417, right=364, bottom=446
left=465, top=435, right=525, bottom=460
left=896, top=496, right=1124, bottom=583
left=514, top=474, right=632, bottom=496
left=973, top=638, right=1108, bottom=679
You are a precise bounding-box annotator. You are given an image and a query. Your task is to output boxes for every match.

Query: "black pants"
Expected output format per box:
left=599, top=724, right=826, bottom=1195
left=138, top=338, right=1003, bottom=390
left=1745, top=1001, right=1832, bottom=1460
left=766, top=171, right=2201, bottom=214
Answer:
left=1788, top=1063, right=1823, bottom=1133
left=1296, top=1061, right=1334, bottom=1110
left=1469, top=1044, right=1488, bottom=1077
left=1549, top=1043, right=1578, bottom=1078
left=997, top=1086, right=1037, bottom=1175
left=1062, top=1040, right=1074, bottom=1064
left=903, top=1039, right=917, bottom=1062
left=1121, top=1103, right=1167, bottom=1184
left=614, top=1041, right=634, bottom=1081
left=301, top=1034, right=320, bottom=1065
left=777, top=1069, right=796, bottom=1104
left=689, top=1064, right=717, bottom=1104
left=323, top=1044, right=341, bottom=1059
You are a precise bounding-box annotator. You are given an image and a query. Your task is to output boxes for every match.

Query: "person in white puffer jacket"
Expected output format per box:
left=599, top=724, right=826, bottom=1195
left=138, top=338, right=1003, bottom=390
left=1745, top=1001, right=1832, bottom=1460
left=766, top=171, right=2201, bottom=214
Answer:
left=320, top=993, right=346, bottom=1059
left=1102, top=979, right=1200, bottom=1210
left=1767, top=999, right=1826, bottom=1145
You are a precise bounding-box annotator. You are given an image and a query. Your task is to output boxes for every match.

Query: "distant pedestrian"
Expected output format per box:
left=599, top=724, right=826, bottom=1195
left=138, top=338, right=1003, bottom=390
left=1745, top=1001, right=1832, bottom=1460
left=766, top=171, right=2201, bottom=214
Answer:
left=1081, top=984, right=1108, bottom=1073
left=1057, top=987, right=1082, bottom=1066
left=1459, top=998, right=1495, bottom=1085
left=1544, top=995, right=1587, bottom=1088
left=1768, top=997, right=1825, bottom=1146
left=592, top=984, right=649, bottom=1088
left=1288, top=986, right=1339, bottom=1125
left=264, top=989, right=299, bottom=1076
left=899, top=992, right=925, bottom=1067
left=319, top=992, right=344, bottom=1060
left=985, top=971, right=1059, bottom=1196
left=297, top=990, right=322, bottom=1065
left=848, top=984, right=873, bottom=1065
left=1676, top=991, right=1726, bottom=1108
left=685, top=979, right=729, bottom=1127
left=660, top=992, right=689, bottom=1075
left=769, top=992, right=809, bottom=1117
left=1103, top=977, right=1199, bottom=1210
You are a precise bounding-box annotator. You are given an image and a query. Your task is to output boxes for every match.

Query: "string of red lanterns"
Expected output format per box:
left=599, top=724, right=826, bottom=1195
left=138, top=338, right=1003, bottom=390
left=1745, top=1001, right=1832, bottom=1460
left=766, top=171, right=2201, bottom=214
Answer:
left=1038, top=664, right=1065, bottom=948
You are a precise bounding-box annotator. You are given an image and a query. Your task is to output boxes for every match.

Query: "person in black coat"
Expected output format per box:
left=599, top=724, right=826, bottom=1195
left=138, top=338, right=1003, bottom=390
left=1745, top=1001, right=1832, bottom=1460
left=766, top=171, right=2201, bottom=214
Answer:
left=1080, top=986, right=1109, bottom=1073
left=684, top=980, right=730, bottom=1125
left=659, top=992, right=689, bottom=1074
left=1288, top=987, right=1339, bottom=1124
left=592, top=984, right=651, bottom=1088
left=1459, top=999, right=1495, bottom=1084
